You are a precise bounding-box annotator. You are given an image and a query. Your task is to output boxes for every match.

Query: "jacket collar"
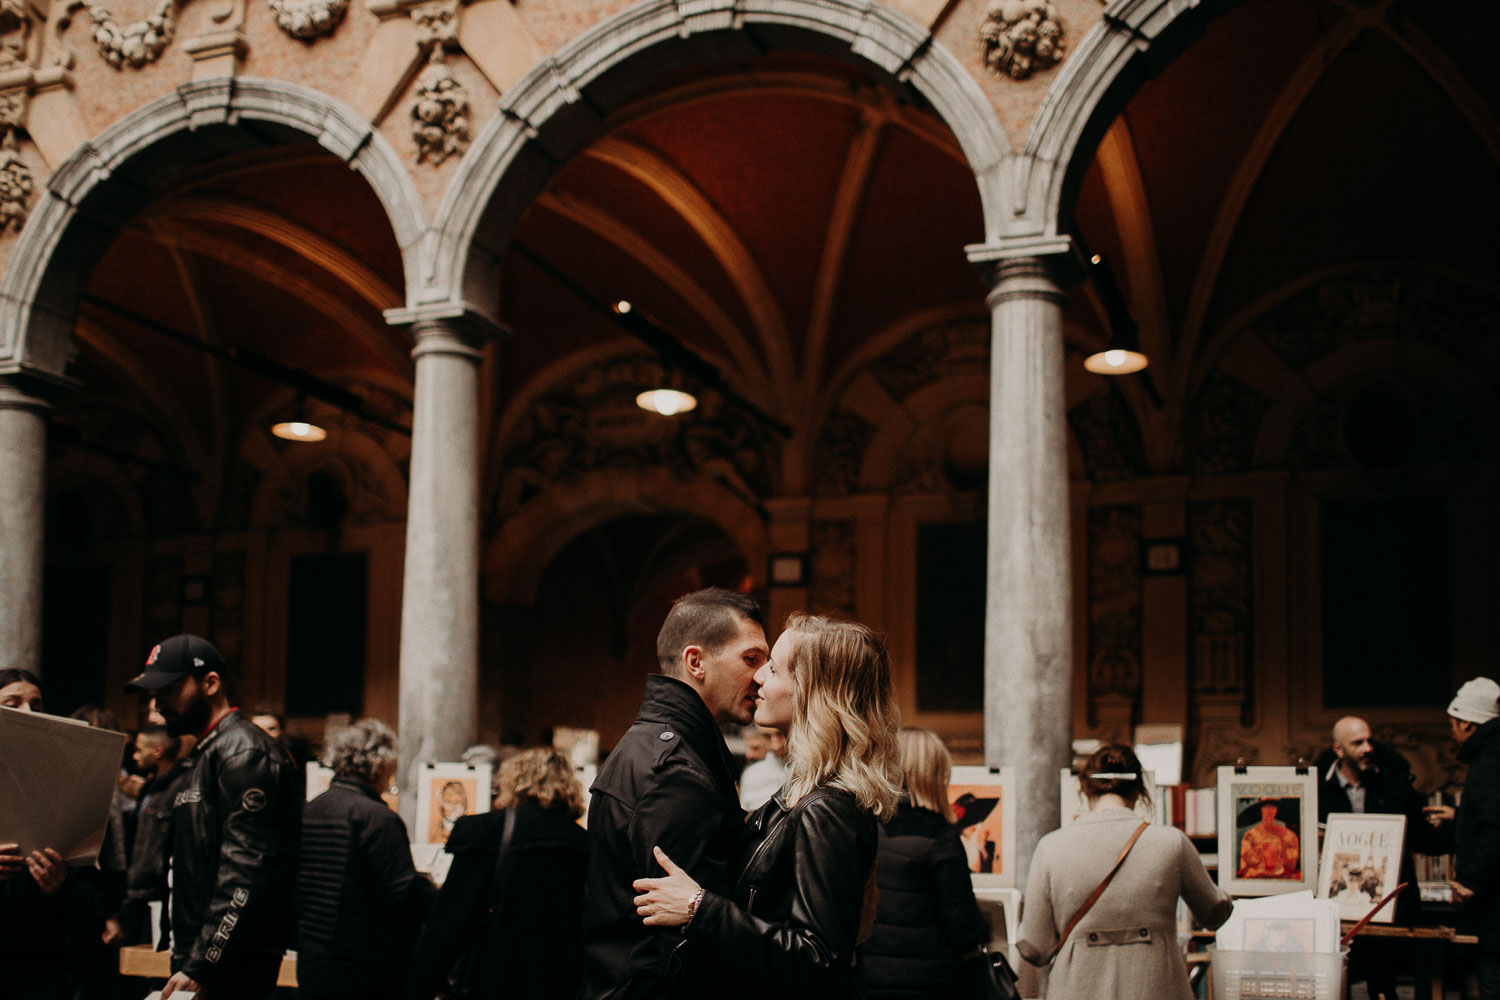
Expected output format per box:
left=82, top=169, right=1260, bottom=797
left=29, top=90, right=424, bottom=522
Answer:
left=330, top=775, right=381, bottom=800
left=192, top=708, right=244, bottom=756
left=1460, top=717, right=1500, bottom=763
left=638, top=673, right=739, bottom=796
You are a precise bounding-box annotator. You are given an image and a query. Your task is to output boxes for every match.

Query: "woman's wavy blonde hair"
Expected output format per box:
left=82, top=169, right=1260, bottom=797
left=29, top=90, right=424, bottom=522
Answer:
left=780, top=612, right=902, bottom=820
left=495, top=748, right=585, bottom=819
left=898, top=727, right=954, bottom=822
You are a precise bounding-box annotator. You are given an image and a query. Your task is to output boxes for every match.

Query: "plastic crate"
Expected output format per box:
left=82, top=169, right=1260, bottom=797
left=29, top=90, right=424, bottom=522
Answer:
left=1209, top=946, right=1347, bottom=1000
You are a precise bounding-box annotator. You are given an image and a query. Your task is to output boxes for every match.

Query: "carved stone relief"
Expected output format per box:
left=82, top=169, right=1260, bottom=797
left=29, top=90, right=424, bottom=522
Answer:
left=1187, top=499, right=1252, bottom=698
left=979, top=0, right=1065, bottom=80
left=0, top=128, right=31, bottom=232
left=811, top=409, right=875, bottom=498
left=1185, top=371, right=1269, bottom=475
left=269, top=454, right=399, bottom=531
left=1086, top=505, right=1142, bottom=703
left=494, top=353, right=774, bottom=519
left=268, top=0, right=347, bottom=39
left=867, top=322, right=987, bottom=403
left=410, top=0, right=468, bottom=165
left=80, top=0, right=179, bottom=69
left=1069, top=388, right=1146, bottom=482
left=808, top=519, right=855, bottom=618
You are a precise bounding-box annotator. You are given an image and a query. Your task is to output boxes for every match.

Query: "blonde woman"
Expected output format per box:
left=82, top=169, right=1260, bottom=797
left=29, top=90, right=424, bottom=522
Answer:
left=406, top=748, right=589, bottom=1000
left=632, top=613, right=902, bottom=1000
left=861, top=728, right=988, bottom=999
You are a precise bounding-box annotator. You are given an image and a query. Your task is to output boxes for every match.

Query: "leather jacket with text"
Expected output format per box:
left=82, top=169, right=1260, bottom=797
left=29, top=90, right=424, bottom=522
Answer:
left=686, top=785, right=878, bottom=1000
left=170, top=711, right=301, bottom=984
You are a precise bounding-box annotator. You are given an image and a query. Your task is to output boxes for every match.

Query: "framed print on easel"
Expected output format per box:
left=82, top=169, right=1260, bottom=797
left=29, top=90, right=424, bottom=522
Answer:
left=1216, top=765, right=1319, bottom=896
left=949, top=766, right=1017, bottom=887
left=1317, top=812, right=1406, bottom=922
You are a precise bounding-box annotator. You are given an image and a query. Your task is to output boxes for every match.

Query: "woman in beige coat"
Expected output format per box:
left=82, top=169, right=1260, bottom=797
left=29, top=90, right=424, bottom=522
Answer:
left=1017, top=745, right=1232, bottom=999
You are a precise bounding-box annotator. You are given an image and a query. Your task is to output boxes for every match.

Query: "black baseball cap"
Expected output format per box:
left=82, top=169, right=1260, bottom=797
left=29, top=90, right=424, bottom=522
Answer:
left=125, top=635, right=227, bottom=692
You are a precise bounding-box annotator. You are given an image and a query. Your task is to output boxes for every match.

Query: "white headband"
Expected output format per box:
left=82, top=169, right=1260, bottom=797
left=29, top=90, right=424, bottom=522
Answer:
left=1087, top=772, right=1139, bottom=780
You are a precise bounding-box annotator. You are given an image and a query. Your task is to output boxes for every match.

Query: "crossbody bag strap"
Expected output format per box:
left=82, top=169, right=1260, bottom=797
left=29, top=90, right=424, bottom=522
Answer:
left=454, top=806, right=517, bottom=998
left=1047, top=821, right=1149, bottom=964
left=489, top=805, right=517, bottom=903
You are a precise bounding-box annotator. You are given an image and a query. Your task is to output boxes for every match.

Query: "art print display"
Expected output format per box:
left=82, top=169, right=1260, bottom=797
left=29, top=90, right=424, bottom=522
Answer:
left=1244, top=917, right=1316, bottom=953
left=305, top=762, right=334, bottom=801
left=1316, top=812, right=1406, bottom=922
left=0, top=707, right=127, bottom=863
left=949, top=766, right=1017, bottom=887
left=413, top=761, right=492, bottom=849
left=1216, top=766, right=1319, bottom=896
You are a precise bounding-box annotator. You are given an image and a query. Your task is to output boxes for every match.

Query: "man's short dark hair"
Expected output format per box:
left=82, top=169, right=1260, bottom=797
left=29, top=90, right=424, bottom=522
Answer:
left=656, top=588, right=764, bottom=678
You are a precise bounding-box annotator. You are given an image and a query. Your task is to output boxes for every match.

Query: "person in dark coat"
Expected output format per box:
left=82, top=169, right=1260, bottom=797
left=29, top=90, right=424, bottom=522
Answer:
left=406, top=748, right=589, bottom=1000
left=580, top=587, right=770, bottom=1000
left=861, top=728, right=988, bottom=1000
left=1447, top=678, right=1500, bottom=998
left=297, top=718, right=435, bottom=1000
left=632, top=613, right=904, bottom=1000
left=0, top=668, right=93, bottom=1000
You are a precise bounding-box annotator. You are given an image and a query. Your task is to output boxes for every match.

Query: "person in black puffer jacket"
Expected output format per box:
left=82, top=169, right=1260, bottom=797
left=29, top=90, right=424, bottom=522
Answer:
left=297, top=718, right=436, bottom=1000
left=406, top=747, right=589, bottom=1000
left=862, top=728, right=988, bottom=1000
left=632, top=613, right=904, bottom=1000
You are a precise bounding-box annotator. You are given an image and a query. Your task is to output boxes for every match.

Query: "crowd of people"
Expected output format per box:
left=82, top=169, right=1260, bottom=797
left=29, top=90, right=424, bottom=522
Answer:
left=4, top=588, right=1499, bottom=1000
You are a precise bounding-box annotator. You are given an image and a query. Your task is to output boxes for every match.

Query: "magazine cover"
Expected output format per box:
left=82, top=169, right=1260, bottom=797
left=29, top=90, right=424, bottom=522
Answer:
left=1316, top=812, right=1406, bottom=922
left=1216, top=765, right=1319, bottom=896
left=413, top=760, right=493, bottom=849
left=949, top=766, right=1017, bottom=887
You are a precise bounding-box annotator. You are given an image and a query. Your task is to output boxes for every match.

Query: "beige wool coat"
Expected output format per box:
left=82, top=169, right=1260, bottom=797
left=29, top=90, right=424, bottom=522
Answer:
left=1017, top=807, right=1232, bottom=999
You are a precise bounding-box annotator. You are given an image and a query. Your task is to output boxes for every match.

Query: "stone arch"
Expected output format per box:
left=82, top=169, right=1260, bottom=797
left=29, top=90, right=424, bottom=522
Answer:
left=0, top=77, right=428, bottom=382
left=422, top=0, right=1013, bottom=320
left=483, top=469, right=768, bottom=608
left=1018, top=0, right=1250, bottom=239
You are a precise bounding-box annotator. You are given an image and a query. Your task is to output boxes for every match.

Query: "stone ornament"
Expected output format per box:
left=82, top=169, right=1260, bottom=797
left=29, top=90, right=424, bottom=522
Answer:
left=0, top=129, right=33, bottom=232
left=409, top=0, right=468, bottom=165
left=411, top=55, right=469, bottom=164
left=81, top=0, right=178, bottom=69
left=268, top=0, right=348, bottom=40
left=980, top=0, right=1065, bottom=80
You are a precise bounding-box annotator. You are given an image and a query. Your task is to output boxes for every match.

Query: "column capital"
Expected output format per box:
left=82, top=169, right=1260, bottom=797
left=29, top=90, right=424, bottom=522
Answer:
left=0, top=371, right=61, bottom=415
left=385, top=301, right=510, bottom=363
left=965, top=235, right=1085, bottom=296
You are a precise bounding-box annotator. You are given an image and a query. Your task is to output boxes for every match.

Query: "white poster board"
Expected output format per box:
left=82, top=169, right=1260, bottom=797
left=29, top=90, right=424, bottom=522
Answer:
left=949, top=766, right=1017, bottom=887
left=1216, top=766, right=1320, bottom=897
left=0, top=707, right=127, bottom=863
left=1316, top=812, right=1406, bottom=922
left=413, top=760, right=493, bottom=850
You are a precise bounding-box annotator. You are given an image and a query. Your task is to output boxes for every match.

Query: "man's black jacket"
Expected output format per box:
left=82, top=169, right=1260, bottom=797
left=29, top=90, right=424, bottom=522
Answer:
left=170, top=710, right=301, bottom=987
left=1458, top=717, right=1500, bottom=950
left=297, top=777, right=435, bottom=997
left=579, top=674, right=745, bottom=1000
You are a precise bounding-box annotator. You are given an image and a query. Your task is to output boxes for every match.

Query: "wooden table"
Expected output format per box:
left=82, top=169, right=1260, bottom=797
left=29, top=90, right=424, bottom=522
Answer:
left=1339, top=922, right=1476, bottom=1000
left=118, top=945, right=299, bottom=988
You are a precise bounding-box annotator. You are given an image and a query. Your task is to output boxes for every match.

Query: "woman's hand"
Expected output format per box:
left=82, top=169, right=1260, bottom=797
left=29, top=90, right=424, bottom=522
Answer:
left=0, top=843, right=24, bottom=882
left=27, top=848, right=66, bottom=895
left=632, top=846, right=701, bottom=927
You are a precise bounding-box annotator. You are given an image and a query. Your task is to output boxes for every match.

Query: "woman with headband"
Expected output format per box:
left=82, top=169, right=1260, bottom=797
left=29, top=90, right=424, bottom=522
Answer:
left=1017, top=744, right=1231, bottom=999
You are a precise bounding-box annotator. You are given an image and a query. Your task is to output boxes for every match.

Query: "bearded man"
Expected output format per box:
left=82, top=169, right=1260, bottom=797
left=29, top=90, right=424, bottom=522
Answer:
left=126, top=635, right=300, bottom=1000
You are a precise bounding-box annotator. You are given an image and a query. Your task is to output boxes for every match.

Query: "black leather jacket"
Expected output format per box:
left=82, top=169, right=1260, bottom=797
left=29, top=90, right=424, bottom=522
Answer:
left=170, top=711, right=301, bottom=985
left=687, top=786, right=878, bottom=1000
left=580, top=675, right=745, bottom=1000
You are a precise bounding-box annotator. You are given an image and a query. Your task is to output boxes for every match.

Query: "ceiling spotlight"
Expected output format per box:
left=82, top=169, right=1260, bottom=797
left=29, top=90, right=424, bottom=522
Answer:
left=635, top=389, right=698, bottom=416
left=1083, top=346, right=1149, bottom=375
left=614, top=300, right=632, bottom=315
left=271, top=398, right=328, bottom=442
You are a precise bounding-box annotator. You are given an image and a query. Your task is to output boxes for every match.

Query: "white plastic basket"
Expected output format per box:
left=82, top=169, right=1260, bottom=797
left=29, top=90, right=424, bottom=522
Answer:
left=1208, top=946, right=1348, bottom=1000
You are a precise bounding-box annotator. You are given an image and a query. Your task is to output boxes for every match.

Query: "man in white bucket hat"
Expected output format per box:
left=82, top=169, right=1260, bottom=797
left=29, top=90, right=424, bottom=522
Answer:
left=1447, top=677, right=1500, bottom=997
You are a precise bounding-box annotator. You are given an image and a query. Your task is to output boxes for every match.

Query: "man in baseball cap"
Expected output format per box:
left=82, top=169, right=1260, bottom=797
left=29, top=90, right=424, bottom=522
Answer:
left=1447, top=677, right=1500, bottom=997
left=125, top=635, right=300, bottom=999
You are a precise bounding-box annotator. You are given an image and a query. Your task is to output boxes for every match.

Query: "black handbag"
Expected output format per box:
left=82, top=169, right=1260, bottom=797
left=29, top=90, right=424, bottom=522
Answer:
left=966, top=946, right=1022, bottom=1000
left=441, top=806, right=517, bottom=999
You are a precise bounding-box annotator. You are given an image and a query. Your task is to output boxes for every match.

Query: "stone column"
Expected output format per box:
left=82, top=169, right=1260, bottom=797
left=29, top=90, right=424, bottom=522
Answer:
left=969, top=241, right=1076, bottom=888
left=0, top=376, right=50, bottom=674
left=387, top=307, right=497, bottom=825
